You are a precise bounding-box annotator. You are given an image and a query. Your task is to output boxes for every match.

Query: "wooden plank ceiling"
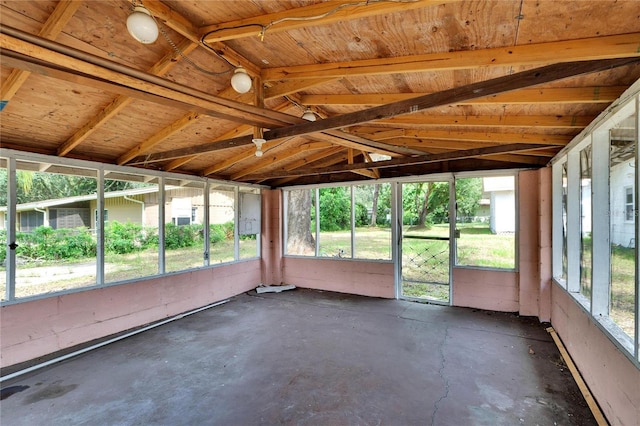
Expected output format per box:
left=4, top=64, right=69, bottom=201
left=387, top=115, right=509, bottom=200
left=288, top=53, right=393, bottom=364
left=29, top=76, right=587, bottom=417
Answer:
left=1, top=0, right=640, bottom=187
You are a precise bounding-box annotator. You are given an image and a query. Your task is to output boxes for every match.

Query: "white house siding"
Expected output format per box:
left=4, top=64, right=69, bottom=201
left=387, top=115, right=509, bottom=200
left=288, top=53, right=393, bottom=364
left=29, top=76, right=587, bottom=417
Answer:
left=489, top=191, right=516, bottom=234
left=610, top=161, right=635, bottom=247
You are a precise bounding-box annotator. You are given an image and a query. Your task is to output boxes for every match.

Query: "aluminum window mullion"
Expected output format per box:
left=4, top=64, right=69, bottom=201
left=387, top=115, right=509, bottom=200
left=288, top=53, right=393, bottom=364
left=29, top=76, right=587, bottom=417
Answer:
left=204, top=182, right=210, bottom=266
left=5, top=157, right=16, bottom=301
left=234, top=187, right=240, bottom=261
left=635, top=95, right=640, bottom=362
left=552, top=161, right=564, bottom=283
left=315, top=188, right=320, bottom=256
left=592, top=132, right=610, bottom=316
left=96, top=169, right=104, bottom=286
left=350, top=186, right=355, bottom=258
left=158, top=177, right=165, bottom=274
left=567, top=149, right=581, bottom=293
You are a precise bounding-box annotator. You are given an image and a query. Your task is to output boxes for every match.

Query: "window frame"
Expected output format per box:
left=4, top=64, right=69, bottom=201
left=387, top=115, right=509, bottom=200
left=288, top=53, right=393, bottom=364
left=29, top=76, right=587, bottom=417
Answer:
left=0, top=149, right=264, bottom=305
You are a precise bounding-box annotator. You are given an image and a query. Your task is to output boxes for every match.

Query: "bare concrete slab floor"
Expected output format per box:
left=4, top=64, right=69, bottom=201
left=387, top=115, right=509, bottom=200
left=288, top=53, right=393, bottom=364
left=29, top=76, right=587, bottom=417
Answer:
left=1, top=289, right=595, bottom=425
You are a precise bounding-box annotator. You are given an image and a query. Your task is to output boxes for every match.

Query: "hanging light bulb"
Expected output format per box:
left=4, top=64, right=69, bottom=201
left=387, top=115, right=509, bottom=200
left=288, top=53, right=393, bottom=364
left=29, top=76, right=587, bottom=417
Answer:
left=231, top=67, right=252, bottom=93
left=126, top=5, right=159, bottom=44
left=302, top=108, right=317, bottom=121
left=252, top=138, right=265, bottom=157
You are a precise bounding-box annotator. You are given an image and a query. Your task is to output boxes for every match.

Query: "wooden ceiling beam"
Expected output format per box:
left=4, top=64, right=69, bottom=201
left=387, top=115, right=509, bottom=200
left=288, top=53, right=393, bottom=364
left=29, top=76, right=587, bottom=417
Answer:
left=352, top=129, right=571, bottom=145
left=117, top=112, right=200, bottom=165
left=127, top=57, right=640, bottom=164
left=58, top=38, right=198, bottom=157
left=265, top=78, right=336, bottom=99
left=262, top=148, right=346, bottom=185
left=300, top=86, right=627, bottom=106
left=0, top=27, right=296, bottom=128
left=200, top=0, right=453, bottom=43
left=142, top=0, right=260, bottom=75
left=1, top=0, right=82, bottom=102
left=246, top=143, right=553, bottom=180
left=385, top=138, right=560, bottom=155
left=262, top=33, right=640, bottom=81
left=374, top=115, right=596, bottom=128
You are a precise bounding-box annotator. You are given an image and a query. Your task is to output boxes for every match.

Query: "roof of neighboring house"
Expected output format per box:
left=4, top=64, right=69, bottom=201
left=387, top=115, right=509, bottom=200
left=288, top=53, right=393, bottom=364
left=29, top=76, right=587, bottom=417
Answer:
left=0, top=186, right=162, bottom=213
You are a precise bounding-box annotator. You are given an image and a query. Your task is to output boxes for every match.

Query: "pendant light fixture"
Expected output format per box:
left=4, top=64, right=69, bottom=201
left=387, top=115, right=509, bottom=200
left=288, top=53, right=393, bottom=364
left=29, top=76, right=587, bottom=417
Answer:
left=126, top=5, right=159, bottom=44
left=252, top=138, right=265, bottom=157
left=231, top=67, right=252, bottom=94
left=302, top=108, right=317, bottom=121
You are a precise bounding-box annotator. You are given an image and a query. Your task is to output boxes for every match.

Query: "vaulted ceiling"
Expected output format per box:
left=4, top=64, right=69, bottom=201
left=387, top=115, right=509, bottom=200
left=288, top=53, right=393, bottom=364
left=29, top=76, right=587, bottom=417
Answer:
left=1, top=0, right=640, bottom=187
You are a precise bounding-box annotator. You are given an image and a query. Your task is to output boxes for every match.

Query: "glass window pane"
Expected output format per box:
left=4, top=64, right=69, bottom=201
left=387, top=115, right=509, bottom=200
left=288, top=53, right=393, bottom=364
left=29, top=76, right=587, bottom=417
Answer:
left=12, top=163, right=98, bottom=298
left=239, top=188, right=260, bottom=260
left=103, top=172, right=159, bottom=283
left=354, top=183, right=391, bottom=260
left=579, top=146, right=592, bottom=304
left=165, top=182, right=205, bottom=273
left=209, top=184, right=236, bottom=264
left=610, top=108, right=636, bottom=342
left=318, top=187, right=351, bottom=258
left=455, top=176, right=515, bottom=269
left=285, top=189, right=316, bottom=256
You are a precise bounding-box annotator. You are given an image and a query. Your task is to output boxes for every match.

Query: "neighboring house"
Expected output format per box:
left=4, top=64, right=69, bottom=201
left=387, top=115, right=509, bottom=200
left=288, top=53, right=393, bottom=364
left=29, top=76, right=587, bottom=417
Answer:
left=0, top=186, right=235, bottom=232
left=610, top=150, right=635, bottom=248
left=483, top=176, right=516, bottom=234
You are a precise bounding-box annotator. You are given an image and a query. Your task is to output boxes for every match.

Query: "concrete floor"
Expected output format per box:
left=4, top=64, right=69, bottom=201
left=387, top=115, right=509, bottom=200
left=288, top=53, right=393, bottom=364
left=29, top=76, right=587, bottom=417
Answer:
left=1, top=288, right=595, bottom=425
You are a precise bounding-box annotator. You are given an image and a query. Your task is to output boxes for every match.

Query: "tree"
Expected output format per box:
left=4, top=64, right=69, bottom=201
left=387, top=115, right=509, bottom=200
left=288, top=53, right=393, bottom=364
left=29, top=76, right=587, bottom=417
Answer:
left=286, top=189, right=315, bottom=254
left=370, top=184, right=379, bottom=226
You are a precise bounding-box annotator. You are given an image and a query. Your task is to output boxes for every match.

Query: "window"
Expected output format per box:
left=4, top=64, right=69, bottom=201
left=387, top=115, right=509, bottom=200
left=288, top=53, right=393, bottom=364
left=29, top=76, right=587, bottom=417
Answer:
left=285, top=184, right=392, bottom=261
left=553, top=92, right=638, bottom=365
left=455, top=175, right=516, bottom=269
left=579, top=145, right=592, bottom=304
left=0, top=152, right=262, bottom=304
left=625, top=187, right=634, bottom=222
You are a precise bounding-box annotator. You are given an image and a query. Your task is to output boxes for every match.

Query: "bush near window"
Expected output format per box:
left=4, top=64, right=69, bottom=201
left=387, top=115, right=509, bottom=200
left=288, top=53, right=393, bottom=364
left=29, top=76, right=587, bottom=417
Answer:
left=0, top=226, right=96, bottom=263
left=0, top=221, right=241, bottom=265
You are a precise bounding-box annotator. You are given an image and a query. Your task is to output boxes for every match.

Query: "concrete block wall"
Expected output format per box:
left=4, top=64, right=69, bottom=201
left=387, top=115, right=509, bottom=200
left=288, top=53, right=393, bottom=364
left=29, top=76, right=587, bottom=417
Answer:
left=1, top=261, right=260, bottom=368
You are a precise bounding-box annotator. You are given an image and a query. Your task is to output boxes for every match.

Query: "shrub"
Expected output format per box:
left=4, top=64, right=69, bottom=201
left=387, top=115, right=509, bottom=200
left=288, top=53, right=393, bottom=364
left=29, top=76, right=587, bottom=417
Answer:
left=165, top=223, right=203, bottom=250
left=13, top=226, right=96, bottom=261
left=105, top=221, right=146, bottom=254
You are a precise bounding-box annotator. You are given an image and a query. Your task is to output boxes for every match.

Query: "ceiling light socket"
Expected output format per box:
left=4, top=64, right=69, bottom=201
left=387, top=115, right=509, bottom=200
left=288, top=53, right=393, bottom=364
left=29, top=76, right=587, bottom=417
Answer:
left=252, top=138, right=266, bottom=157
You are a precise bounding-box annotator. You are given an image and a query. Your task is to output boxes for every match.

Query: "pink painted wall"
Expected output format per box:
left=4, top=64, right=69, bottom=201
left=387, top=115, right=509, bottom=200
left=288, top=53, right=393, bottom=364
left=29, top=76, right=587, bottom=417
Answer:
left=1, top=261, right=260, bottom=368
left=283, top=257, right=395, bottom=299
left=551, top=284, right=640, bottom=426
left=261, top=189, right=283, bottom=285
left=519, top=170, right=541, bottom=317
left=452, top=268, right=519, bottom=311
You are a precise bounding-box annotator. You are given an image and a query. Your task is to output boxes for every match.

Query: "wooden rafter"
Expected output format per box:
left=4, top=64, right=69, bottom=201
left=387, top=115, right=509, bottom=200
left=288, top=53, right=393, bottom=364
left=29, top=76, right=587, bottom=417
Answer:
left=117, top=112, right=200, bottom=165
left=300, top=86, right=627, bottom=106
left=351, top=129, right=571, bottom=146
left=1, top=0, right=81, bottom=101
left=262, top=33, right=640, bottom=81
left=57, top=38, right=199, bottom=156
left=200, top=0, right=454, bottom=43
left=374, top=115, right=596, bottom=128
left=127, top=57, right=640, bottom=164
left=142, top=0, right=260, bottom=75
left=246, top=143, right=553, bottom=180
left=0, top=28, right=300, bottom=128
left=383, top=138, right=561, bottom=154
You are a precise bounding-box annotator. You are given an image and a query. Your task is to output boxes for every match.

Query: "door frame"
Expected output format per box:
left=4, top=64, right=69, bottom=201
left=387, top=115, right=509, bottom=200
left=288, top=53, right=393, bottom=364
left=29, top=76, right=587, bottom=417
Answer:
left=394, top=175, right=456, bottom=305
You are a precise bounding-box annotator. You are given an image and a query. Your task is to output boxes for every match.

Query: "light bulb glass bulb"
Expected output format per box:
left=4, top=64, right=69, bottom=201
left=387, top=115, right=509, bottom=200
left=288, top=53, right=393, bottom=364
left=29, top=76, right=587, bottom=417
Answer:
left=231, top=68, right=252, bottom=94
left=302, top=108, right=317, bottom=121
left=126, top=6, right=159, bottom=44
